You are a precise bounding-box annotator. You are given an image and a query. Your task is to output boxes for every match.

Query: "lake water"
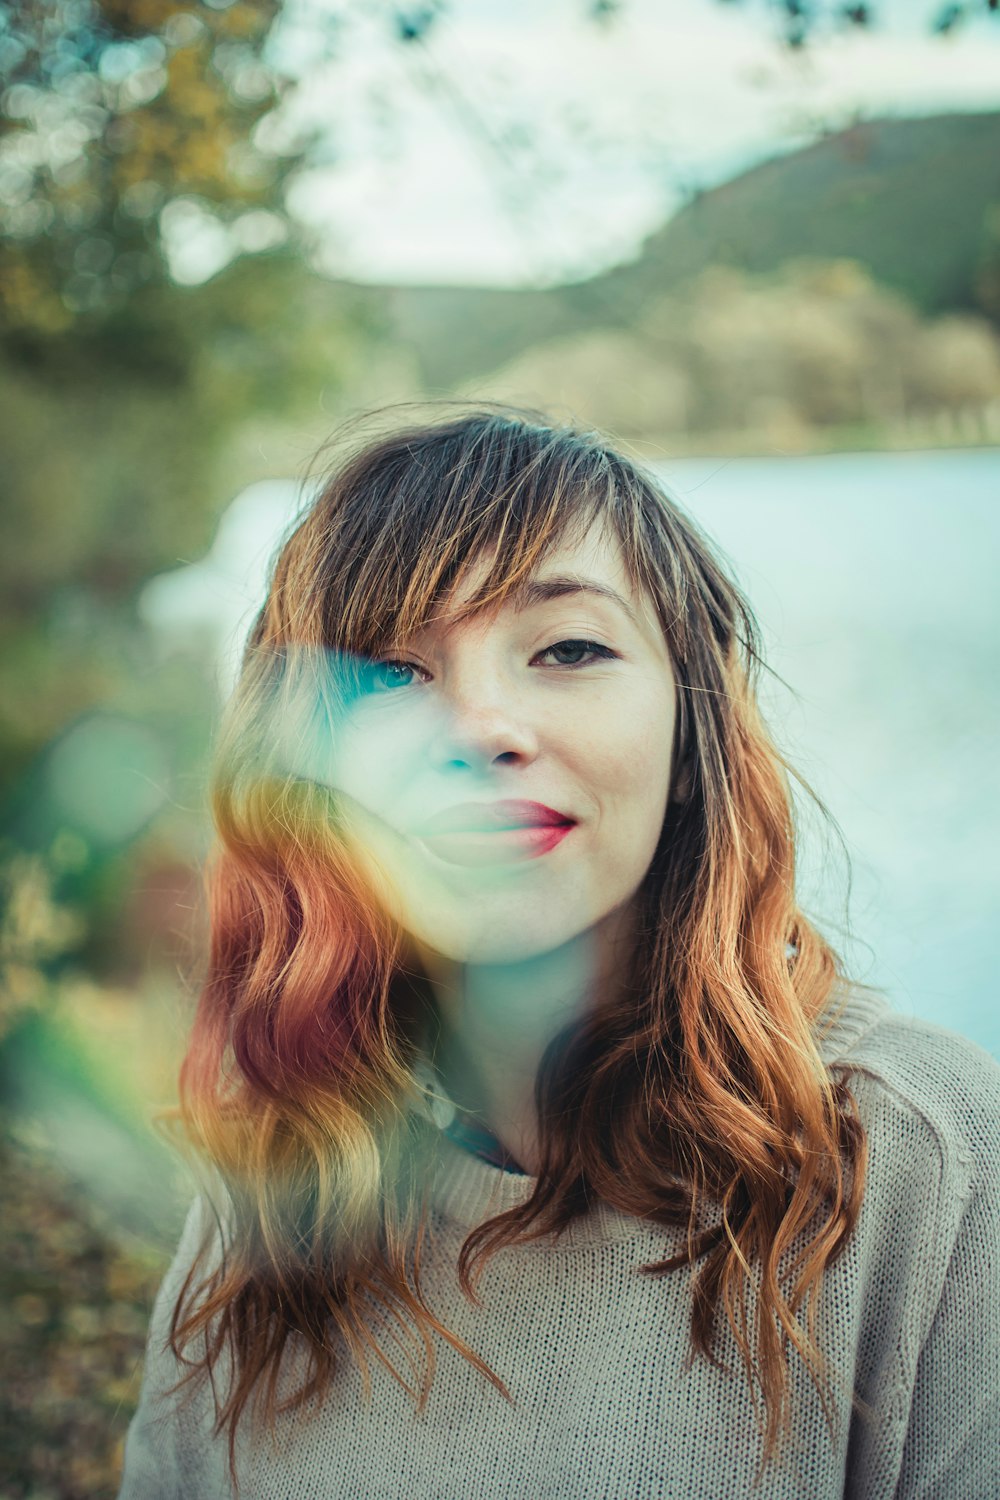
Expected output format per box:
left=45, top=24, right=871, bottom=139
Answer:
left=143, top=446, right=1000, bottom=1060
left=654, top=448, right=999, bottom=1059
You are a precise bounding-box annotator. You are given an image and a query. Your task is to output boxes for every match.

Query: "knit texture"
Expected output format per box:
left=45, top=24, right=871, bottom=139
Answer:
left=118, top=988, right=1000, bottom=1499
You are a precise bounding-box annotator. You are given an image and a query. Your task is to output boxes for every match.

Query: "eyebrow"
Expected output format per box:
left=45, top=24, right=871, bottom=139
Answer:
left=510, top=575, right=640, bottom=628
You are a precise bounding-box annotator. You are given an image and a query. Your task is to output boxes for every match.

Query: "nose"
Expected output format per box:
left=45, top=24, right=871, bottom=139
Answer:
left=426, top=675, right=538, bottom=772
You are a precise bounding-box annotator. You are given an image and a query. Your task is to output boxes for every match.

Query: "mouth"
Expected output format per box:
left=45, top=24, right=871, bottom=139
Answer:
left=415, top=799, right=575, bottom=835
left=415, top=822, right=575, bottom=867
left=409, top=799, right=577, bottom=866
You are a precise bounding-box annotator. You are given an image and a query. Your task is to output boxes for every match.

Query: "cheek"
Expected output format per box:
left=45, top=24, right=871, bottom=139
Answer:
left=331, top=713, right=420, bottom=817
left=577, top=689, right=675, bottom=813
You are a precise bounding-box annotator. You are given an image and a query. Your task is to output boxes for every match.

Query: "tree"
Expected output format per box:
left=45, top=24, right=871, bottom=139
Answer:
left=0, top=0, right=298, bottom=343
left=0, top=2, right=376, bottom=889
left=712, top=0, right=998, bottom=48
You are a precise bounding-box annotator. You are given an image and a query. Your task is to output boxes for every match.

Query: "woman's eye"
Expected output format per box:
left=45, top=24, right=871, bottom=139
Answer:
left=361, top=660, right=425, bottom=693
left=537, top=640, right=617, bottom=668
left=360, top=640, right=615, bottom=693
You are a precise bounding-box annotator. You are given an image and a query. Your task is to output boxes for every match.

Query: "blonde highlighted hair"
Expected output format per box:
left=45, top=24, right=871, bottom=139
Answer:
left=163, top=407, right=868, bottom=1491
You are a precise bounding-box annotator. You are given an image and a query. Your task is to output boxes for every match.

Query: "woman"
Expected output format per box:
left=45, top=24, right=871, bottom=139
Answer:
left=120, top=408, right=999, bottom=1499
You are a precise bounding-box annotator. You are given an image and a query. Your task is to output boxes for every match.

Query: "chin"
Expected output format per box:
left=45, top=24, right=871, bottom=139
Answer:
left=407, top=909, right=605, bottom=969
left=431, top=934, right=561, bottom=966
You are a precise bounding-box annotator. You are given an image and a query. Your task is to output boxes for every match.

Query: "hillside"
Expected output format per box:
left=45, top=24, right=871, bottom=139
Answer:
left=378, top=111, right=1000, bottom=390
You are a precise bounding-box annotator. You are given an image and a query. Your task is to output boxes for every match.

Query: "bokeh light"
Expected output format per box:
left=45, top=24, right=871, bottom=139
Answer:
left=46, top=715, right=169, bottom=849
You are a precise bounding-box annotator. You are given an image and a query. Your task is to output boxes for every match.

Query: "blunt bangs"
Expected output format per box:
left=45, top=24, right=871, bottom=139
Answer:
left=307, top=412, right=647, bottom=659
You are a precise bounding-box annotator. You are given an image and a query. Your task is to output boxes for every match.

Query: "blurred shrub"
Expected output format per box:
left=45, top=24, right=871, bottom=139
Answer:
left=480, top=258, right=1000, bottom=445
left=0, top=1117, right=175, bottom=1500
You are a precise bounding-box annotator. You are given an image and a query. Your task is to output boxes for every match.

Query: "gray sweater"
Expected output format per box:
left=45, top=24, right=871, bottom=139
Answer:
left=119, top=988, right=1000, bottom=1498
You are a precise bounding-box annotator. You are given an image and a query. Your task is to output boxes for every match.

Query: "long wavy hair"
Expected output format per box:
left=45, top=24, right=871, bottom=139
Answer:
left=164, top=406, right=869, bottom=1490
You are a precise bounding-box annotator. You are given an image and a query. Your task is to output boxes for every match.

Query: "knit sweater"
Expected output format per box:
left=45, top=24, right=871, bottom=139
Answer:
left=118, top=987, right=1000, bottom=1499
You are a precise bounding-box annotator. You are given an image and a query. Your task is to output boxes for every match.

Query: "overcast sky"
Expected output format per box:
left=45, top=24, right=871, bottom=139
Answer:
left=166, top=0, right=1000, bottom=288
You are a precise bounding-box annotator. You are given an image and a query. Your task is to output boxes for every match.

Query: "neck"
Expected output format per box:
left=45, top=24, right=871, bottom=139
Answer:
left=415, top=906, right=637, bottom=1173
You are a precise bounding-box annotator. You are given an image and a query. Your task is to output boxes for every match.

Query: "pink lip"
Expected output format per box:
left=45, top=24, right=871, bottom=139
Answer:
left=415, top=799, right=575, bottom=836
left=416, top=823, right=574, bottom=867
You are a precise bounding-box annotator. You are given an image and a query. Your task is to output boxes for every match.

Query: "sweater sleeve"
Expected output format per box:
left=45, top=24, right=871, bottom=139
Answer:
left=117, top=1196, right=231, bottom=1500
left=892, top=1039, right=1000, bottom=1500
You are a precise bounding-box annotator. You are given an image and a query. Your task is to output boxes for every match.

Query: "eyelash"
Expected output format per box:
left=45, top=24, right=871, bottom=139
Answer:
left=363, top=639, right=618, bottom=692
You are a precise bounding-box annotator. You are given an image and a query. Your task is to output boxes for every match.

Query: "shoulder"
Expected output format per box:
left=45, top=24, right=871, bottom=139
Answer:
left=827, top=990, right=1000, bottom=1194
left=820, top=987, right=1000, bottom=1314
left=822, top=999, right=1000, bottom=1494
left=118, top=1195, right=227, bottom=1497
left=813, top=990, right=1000, bottom=1371
left=141, top=1190, right=229, bottom=1372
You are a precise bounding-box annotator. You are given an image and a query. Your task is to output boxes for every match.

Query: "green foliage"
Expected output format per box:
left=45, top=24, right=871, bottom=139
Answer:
left=0, top=250, right=375, bottom=614
left=389, top=113, right=1000, bottom=392
left=0, top=248, right=383, bottom=1035
left=0, top=0, right=295, bottom=342
left=607, top=112, right=1000, bottom=327
left=0, top=0, right=390, bottom=1031
left=479, top=259, right=1000, bottom=446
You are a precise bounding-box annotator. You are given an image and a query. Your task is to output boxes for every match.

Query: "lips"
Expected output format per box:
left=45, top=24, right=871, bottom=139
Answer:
left=414, top=799, right=575, bottom=835
left=410, top=799, right=578, bottom=867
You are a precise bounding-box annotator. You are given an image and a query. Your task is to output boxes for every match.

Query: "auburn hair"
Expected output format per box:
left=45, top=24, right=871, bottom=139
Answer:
left=162, top=406, right=869, bottom=1491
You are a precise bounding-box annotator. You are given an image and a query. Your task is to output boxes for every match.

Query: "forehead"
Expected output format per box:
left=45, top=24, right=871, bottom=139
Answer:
left=431, top=515, right=625, bottom=613
left=421, top=516, right=667, bottom=655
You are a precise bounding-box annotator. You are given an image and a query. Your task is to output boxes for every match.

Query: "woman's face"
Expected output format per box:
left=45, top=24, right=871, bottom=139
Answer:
left=326, top=516, right=683, bottom=965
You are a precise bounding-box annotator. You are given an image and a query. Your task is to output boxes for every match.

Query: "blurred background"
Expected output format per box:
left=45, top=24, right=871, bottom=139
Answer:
left=2, top=1, right=999, bottom=1493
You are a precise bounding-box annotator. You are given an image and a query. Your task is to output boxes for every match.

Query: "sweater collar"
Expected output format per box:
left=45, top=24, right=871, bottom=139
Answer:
left=814, top=982, right=892, bottom=1065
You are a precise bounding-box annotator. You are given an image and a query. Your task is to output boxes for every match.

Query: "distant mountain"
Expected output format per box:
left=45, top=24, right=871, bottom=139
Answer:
left=378, top=112, right=1000, bottom=390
